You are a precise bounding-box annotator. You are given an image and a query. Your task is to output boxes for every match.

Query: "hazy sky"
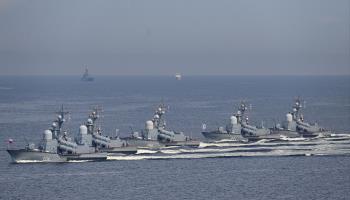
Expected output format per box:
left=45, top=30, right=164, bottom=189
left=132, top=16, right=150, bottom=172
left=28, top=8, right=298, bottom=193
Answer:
left=0, top=0, right=349, bottom=75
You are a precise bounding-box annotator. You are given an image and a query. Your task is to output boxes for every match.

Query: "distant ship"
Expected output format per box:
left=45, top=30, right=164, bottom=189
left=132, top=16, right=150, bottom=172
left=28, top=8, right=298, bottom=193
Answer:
left=175, top=73, right=182, bottom=80
left=81, top=67, right=94, bottom=81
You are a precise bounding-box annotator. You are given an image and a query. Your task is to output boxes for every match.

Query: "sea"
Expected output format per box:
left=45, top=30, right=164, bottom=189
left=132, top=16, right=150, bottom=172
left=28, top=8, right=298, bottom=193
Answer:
left=0, top=75, right=349, bottom=200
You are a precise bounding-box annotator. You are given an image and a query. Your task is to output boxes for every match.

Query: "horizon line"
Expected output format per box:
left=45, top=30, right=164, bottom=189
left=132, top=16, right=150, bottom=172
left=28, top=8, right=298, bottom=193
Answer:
left=1, top=74, right=350, bottom=77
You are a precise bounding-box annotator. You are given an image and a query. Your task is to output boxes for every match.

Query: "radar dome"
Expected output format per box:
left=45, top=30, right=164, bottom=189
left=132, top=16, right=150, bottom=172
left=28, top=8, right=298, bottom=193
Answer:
left=145, top=120, right=154, bottom=130
left=87, top=118, right=93, bottom=124
left=230, top=116, right=238, bottom=125
left=79, top=125, right=88, bottom=135
left=132, top=131, right=140, bottom=138
left=44, top=130, right=52, bottom=140
left=286, top=113, right=293, bottom=122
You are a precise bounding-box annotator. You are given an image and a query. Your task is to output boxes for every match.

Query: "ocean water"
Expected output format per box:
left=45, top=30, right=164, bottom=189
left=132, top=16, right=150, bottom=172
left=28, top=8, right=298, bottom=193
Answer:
left=0, top=75, right=350, bottom=200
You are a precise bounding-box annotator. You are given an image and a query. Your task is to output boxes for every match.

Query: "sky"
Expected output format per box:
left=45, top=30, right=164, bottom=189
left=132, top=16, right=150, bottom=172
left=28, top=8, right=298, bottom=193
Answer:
left=0, top=0, right=349, bottom=75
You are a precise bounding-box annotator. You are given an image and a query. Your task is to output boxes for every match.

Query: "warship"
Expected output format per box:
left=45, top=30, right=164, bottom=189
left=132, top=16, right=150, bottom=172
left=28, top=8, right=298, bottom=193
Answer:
left=7, top=106, right=107, bottom=163
left=270, top=97, right=305, bottom=138
left=239, top=98, right=305, bottom=141
left=293, top=99, right=332, bottom=138
left=271, top=97, right=332, bottom=138
left=201, top=102, right=247, bottom=141
left=236, top=102, right=274, bottom=141
left=83, top=107, right=137, bottom=154
left=242, top=97, right=333, bottom=141
left=201, top=101, right=296, bottom=142
left=81, top=67, right=94, bottom=81
left=123, top=103, right=200, bottom=148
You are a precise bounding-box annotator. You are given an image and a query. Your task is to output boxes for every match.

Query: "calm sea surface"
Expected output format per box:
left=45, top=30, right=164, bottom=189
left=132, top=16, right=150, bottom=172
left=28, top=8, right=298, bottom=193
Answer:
left=0, top=76, right=349, bottom=200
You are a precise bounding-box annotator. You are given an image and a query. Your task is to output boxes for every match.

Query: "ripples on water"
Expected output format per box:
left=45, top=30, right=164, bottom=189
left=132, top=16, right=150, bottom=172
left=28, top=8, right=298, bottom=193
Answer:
left=107, top=135, right=350, bottom=161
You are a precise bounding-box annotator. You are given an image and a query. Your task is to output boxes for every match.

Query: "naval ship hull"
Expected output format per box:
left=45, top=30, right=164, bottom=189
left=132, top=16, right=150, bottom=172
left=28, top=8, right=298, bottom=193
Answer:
left=244, top=130, right=302, bottom=142
left=270, top=130, right=300, bottom=136
left=124, top=138, right=200, bottom=148
left=298, top=131, right=332, bottom=138
left=162, top=140, right=200, bottom=147
left=7, top=149, right=66, bottom=163
left=7, top=149, right=107, bottom=163
left=124, top=138, right=165, bottom=148
left=101, top=146, right=137, bottom=154
left=243, top=134, right=283, bottom=142
left=202, top=131, right=246, bottom=141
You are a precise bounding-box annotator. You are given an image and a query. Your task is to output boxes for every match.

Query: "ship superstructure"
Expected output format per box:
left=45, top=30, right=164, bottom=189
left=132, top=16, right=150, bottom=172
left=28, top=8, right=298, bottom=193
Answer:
left=83, top=107, right=137, bottom=154
left=124, top=103, right=199, bottom=148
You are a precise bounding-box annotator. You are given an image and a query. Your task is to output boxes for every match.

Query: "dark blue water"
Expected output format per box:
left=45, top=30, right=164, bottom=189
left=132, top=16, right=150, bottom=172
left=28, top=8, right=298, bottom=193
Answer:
left=0, top=76, right=350, bottom=200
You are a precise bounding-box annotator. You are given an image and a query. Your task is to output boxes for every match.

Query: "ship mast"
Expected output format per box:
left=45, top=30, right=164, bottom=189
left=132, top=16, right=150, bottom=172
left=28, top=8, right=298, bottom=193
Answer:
left=235, top=101, right=248, bottom=124
left=51, top=105, right=69, bottom=138
left=152, top=102, right=167, bottom=129
left=292, top=97, right=303, bottom=121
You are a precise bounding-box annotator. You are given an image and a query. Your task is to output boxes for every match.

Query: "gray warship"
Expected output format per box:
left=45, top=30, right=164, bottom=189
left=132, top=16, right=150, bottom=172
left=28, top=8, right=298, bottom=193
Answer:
left=81, top=67, right=94, bottom=81
left=201, top=101, right=292, bottom=142
left=270, top=97, right=332, bottom=138
left=293, top=98, right=332, bottom=137
left=270, top=97, right=305, bottom=138
left=201, top=101, right=272, bottom=142
left=7, top=106, right=107, bottom=163
left=201, top=102, right=247, bottom=141
left=238, top=99, right=313, bottom=141
left=237, top=102, right=273, bottom=141
left=83, top=107, right=137, bottom=154
left=123, top=103, right=200, bottom=148
left=244, top=97, right=333, bottom=141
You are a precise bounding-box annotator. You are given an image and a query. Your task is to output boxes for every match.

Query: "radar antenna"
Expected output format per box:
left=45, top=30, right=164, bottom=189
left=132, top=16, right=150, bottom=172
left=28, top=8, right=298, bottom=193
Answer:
left=292, top=96, right=303, bottom=120
left=153, top=101, right=168, bottom=129
left=53, top=105, right=70, bottom=136
left=235, top=101, right=248, bottom=123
